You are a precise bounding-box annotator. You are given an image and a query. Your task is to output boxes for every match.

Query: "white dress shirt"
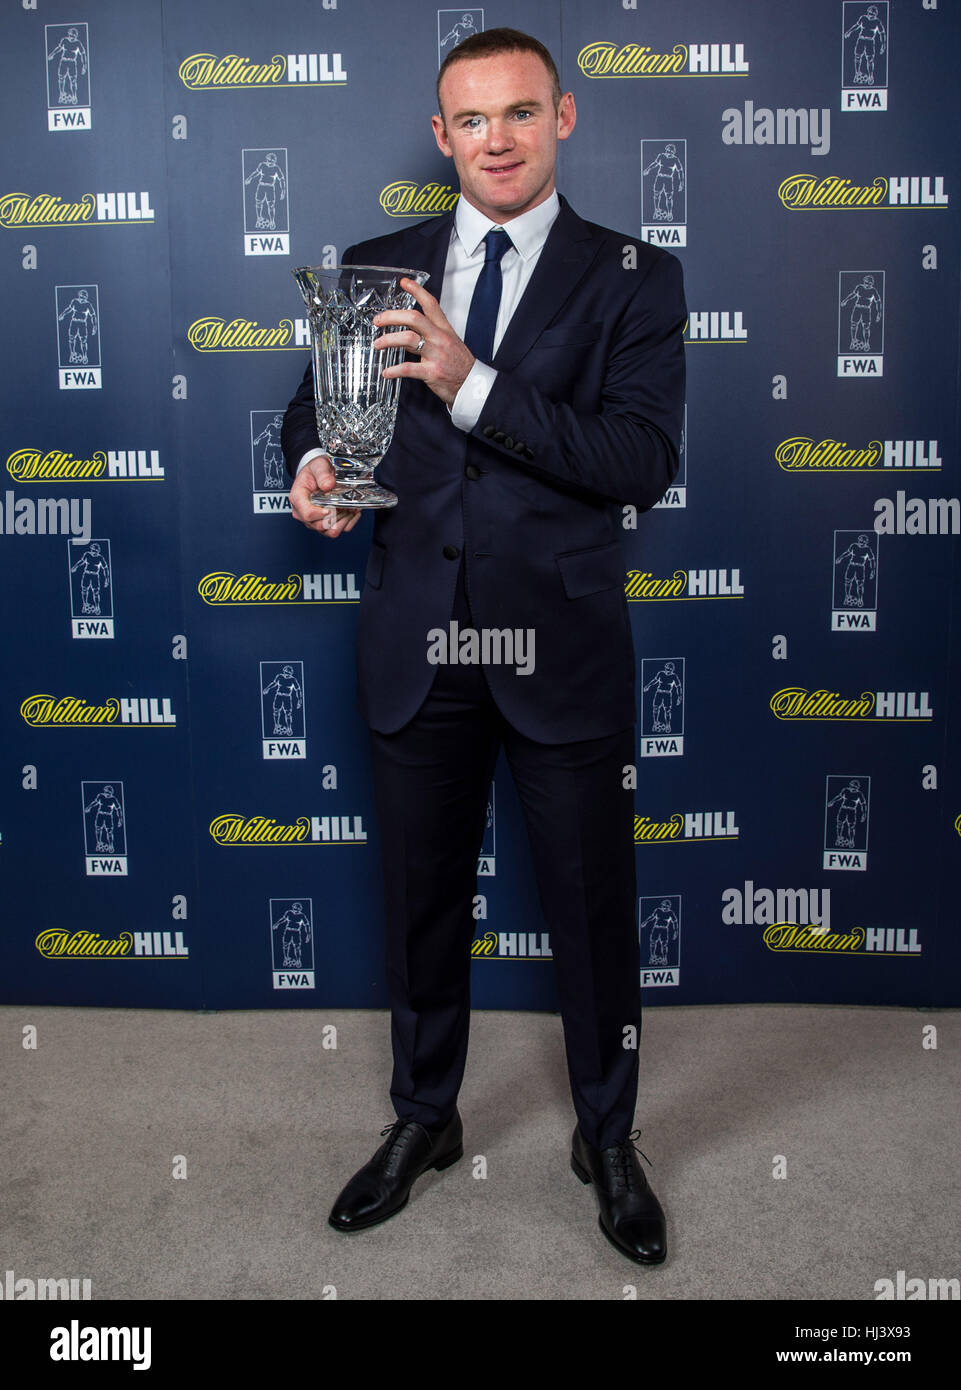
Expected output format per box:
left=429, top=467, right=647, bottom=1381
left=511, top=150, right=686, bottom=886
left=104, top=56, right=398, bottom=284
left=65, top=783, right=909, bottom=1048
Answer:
left=297, top=189, right=560, bottom=472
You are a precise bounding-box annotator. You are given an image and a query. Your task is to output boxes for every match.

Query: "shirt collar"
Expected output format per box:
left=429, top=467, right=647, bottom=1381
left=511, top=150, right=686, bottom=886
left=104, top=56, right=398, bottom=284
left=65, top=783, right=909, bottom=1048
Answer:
left=454, top=189, right=560, bottom=262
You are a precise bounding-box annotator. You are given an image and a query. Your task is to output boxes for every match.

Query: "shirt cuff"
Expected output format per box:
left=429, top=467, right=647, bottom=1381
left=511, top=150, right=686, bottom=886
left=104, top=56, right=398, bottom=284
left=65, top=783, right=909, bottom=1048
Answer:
left=296, top=448, right=328, bottom=474
left=450, top=360, right=498, bottom=432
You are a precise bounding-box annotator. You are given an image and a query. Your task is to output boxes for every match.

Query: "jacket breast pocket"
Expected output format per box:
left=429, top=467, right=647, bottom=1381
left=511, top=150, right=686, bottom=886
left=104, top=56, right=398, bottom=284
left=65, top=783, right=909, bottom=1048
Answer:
left=533, top=322, right=603, bottom=350
left=555, top=540, right=623, bottom=599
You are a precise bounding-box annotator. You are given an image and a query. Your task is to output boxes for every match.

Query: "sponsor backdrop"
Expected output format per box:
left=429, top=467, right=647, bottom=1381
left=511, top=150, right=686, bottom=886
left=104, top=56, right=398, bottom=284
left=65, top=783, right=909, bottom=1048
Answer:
left=1, top=0, right=958, bottom=1011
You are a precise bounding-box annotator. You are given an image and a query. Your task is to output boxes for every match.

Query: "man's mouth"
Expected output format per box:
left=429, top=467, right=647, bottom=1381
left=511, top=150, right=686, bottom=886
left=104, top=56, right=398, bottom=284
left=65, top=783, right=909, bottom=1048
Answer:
left=485, top=162, right=522, bottom=176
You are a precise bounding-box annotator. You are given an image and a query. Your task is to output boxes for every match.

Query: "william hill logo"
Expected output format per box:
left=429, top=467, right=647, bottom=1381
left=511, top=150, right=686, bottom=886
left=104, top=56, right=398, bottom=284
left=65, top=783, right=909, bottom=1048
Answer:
left=577, top=41, right=747, bottom=78
left=198, top=571, right=360, bottom=605
left=775, top=437, right=941, bottom=473
left=0, top=191, right=154, bottom=227
left=778, top=174, right=947, bottom=210
left=380, top=182, right=459, bottom=218
left=625, top=568, right=743, bottom=600
left=188, top=316, right=309, bottom=351
left=35, top=930, right=188, bottom=959
left=178, top=52, right=347, bottom=90
left=770, top=688, right=933, bottom=721
left=8, top=448, right=164, bottom=482
left=21, top=694, right=176, bottom=727
left=209, top=813, right=366, bottom=845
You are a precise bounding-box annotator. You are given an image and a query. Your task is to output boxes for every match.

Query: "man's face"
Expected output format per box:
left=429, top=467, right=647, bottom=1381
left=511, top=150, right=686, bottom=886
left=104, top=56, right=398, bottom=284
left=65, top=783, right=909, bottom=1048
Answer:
left=432, top=51, right=575, bottom=224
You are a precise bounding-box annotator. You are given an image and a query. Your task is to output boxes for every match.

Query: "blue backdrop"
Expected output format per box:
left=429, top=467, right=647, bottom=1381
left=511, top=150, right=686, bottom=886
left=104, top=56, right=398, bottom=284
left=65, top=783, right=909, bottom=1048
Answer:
left=1, top=0, right=958, bottom=1010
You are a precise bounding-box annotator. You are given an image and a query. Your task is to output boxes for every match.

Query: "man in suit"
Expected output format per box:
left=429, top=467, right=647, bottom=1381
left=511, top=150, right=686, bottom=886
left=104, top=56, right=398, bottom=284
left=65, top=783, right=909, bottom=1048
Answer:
left=283, top=27, right=685, bottom=1265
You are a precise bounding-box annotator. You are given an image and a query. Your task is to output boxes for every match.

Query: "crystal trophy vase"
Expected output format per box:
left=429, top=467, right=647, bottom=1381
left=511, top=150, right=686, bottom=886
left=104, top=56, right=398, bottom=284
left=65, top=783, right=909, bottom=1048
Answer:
left=292, top=264, right=430, bottom=509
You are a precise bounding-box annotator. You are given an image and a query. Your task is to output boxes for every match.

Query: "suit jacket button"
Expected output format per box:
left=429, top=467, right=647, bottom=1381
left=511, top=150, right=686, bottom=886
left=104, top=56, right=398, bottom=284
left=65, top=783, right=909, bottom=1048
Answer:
left=443, top=544, right=460, bottom=560
left=524, top=447, right=535, bottom=460
left=465, top=464, right=481, bottom=481
left=493, top=431, right=505, bottom=443
left=482, top=425, right=496, bottom=438
left=513, top=440, right=526, bottom=454
left=503, top=436, right=514, bottom=450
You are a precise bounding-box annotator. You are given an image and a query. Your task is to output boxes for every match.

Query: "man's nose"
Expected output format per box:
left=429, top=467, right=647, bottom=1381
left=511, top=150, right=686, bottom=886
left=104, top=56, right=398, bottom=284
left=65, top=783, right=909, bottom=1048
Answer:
left=483, top=118, right=514, bottom=150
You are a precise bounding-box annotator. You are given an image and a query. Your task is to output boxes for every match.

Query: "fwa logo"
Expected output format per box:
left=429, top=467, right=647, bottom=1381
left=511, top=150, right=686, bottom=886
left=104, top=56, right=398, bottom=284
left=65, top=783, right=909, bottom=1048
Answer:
left=250, top=411, right=290, bottom=513
left=81, top=780, right=126, bottom=875
left=477, top=784, right=496, bottom=876
left=242, top=149, right=289, bottom=255
left=841, top=3, right=888, bottom=110
left=832, top=530, right=878, bottom=631
left=641, top=658, right=684, bottom=757
left=838, top=271, right=884, bottom=376
left=641, top=140, right=686, bottom=247
left=639, top=895, right=681, bottom=987
left=578, top=40, right=747, bottom=78
left=56, top=285, right=100, bottom=389
left=270, top=898, right=315, bottom=989
left=67, top=538, right=113, bottom=638
left=45, top=23, right=90, bottom=130
left=261, top=662, right=306, bottom=759
left=438, top=10, right=484, bottom=66
left=824, top=775, right=871, bottom=870
left=654, top=405, right=686, bottom=508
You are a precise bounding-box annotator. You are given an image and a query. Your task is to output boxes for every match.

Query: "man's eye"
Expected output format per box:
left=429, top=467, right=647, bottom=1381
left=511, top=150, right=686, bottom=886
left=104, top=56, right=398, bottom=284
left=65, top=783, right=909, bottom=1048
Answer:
left=463, top=116, right=485, bottom=130
left=512, top=110, right=533, bottom=120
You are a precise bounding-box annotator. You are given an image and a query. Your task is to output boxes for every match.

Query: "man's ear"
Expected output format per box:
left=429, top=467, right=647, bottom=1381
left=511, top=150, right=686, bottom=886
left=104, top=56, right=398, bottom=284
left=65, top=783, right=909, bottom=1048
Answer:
left=556, top=91, right=576, bottom=142
left=431, top=112, right=453, bottom=158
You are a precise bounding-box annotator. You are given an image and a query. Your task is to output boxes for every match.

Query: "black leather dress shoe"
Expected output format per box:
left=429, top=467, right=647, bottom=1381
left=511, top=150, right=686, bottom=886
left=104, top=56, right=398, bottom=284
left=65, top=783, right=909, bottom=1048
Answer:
left=571, top=1125, right=667, bottom=1264
left=328, top=1112, right=463, bottom=1232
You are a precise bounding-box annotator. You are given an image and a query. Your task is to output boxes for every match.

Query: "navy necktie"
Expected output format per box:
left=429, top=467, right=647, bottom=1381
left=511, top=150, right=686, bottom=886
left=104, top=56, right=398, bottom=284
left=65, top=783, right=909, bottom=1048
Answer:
left=463, top=228, right=512, bottom=362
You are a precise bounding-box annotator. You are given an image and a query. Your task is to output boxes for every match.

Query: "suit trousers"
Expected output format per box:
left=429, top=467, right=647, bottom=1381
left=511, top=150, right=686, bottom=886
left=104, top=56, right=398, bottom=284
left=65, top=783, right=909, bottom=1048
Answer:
left=367, top=565, right=642, bottom=1150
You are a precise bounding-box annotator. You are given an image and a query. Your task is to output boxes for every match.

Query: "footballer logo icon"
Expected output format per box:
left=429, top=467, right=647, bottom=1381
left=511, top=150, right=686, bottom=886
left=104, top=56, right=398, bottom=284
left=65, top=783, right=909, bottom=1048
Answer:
left=438, top=10, right=484, bottom=66
left=242, top=149, right=289, bottom=255
left=67, top=538, right=114, bottom=639
left=250, top=411, right=292, bottom=513
left=838, top=271, right=884, bottom=376
left=832, top=530, right=878, bottom=631
left=654, top=405, right=686, bottom=509
left=841, top=2, right=888, bottom=111
left=81, top=780, right=127, bottom=875
left=56, top=285, right=101, bottom=389
left=641, top=658, right=685, bottom=756
left=270, top=898, right=315, bottom=989
left=639, top=895, right=681, bottom=988
left=45, top=23, right=91, bottom=130
left=260, top=661, right=306, bottom=759
left=477, top=784, right=496, bottom=876
left=641, top=140, right=686, bottom=246
left=823, top=775, right=871, bottom=870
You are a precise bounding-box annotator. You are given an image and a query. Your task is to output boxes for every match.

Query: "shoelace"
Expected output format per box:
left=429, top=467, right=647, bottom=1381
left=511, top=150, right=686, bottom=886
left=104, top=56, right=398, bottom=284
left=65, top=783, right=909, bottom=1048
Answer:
left=606, top=1129, right=652, bottom=1193
left=377, top=1119, right=422, bottom=1177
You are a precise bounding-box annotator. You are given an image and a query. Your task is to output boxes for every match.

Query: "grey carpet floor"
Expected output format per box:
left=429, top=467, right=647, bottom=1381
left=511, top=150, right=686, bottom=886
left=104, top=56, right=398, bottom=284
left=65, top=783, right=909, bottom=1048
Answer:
left=3, top=1004, right=957, bottom=1301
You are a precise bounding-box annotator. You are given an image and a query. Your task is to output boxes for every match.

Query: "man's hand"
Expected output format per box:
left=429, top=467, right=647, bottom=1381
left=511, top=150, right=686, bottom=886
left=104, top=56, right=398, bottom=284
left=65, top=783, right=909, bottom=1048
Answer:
left=288, top=455, right=361, bottom=537
left=372, top=277, right=475, bottom=406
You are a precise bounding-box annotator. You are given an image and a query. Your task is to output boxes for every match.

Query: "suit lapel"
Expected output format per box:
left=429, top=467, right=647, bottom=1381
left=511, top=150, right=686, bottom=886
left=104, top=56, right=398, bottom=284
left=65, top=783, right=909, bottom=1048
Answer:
left=492, top=197, right=601, bottom=373
left=410, top=212, right=455, bottom=296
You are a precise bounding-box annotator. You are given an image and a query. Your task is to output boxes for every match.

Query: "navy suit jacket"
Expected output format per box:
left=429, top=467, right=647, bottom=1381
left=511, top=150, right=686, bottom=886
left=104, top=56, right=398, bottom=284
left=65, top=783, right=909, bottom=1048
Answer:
left=282, top=196, right=686, bottom=743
